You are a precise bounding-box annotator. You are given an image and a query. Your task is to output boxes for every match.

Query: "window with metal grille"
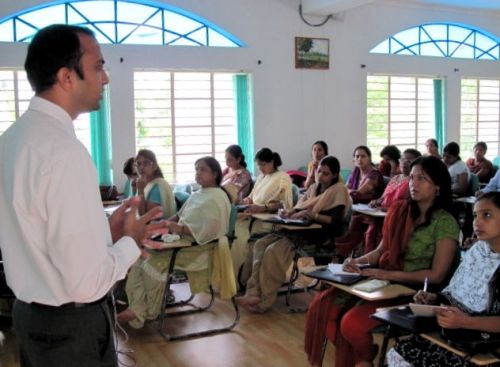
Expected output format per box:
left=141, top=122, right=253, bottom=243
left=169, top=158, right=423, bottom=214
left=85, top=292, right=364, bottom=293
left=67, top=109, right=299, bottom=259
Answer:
left=370, top=23, right=499, bottom=61
left=0, top=69, right=91, bottom=151
left=0, top=0, right=243, bottom=47
left=460, top=78, right=500, bottom=160
left=367, top=75, right=436, bottom=156
left=134, top=71, right=238, bottom=183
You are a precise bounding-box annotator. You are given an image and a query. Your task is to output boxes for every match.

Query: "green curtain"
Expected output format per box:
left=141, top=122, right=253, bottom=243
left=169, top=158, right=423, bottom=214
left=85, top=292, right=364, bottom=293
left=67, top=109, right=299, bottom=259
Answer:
left=233, top=74, right=254, bottom=175
left=90, top=87, right=113, bottom=185
left=433, top=79, right=446, bottom=153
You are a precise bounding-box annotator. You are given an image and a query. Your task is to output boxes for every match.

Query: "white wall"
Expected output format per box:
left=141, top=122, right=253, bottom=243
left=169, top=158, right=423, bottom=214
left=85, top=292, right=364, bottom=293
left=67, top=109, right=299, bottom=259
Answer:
left=0, top=0, right=499, bottom=188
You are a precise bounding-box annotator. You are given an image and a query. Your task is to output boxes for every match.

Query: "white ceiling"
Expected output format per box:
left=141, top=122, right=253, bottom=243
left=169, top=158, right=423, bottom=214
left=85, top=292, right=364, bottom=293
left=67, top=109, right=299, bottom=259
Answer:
left=301, top=0, right=500, bottom=15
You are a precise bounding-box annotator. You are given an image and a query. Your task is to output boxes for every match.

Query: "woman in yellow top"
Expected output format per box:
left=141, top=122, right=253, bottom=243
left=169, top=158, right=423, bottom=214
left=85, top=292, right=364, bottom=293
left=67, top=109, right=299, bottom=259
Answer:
left=231, top=148, right=293, bottom=281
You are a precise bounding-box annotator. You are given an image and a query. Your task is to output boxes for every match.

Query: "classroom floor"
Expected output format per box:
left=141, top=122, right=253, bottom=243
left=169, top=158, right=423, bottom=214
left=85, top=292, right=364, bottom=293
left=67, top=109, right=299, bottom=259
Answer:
left=0, top=280, right=386, bottom=367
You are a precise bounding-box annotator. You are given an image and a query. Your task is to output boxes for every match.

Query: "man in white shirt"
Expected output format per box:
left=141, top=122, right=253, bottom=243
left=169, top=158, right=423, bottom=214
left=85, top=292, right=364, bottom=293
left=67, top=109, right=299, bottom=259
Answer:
left=0, top=24, right=166, bottom=367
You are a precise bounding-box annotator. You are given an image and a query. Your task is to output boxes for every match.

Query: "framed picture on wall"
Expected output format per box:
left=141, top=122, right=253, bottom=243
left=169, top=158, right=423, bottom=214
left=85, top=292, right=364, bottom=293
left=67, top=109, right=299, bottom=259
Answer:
left=295, top=37, right=330, bottom=69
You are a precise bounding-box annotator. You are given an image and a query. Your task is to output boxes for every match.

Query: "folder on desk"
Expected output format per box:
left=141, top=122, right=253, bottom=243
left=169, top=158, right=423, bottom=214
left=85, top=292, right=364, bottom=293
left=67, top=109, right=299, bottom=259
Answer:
left=303, top=265, right=363, bottom=285
left=263, top=215, right=312, bottom=227
left=372, top=306, right=439, bottom=333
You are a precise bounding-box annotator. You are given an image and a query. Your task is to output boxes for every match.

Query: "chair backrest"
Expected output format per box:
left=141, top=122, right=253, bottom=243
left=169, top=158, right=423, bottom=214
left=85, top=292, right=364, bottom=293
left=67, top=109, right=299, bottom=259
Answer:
left=493, top=156, right=500, bottom=167
left=227, top=205, right=238, bottom=239
left=173, top=183, right=192, bottom=194
left=467, top=173, right=480, bottom=196
left=340, top=168, right=351, bottom=183
left=292, top=184, right=300, bottom=206
left=174, top=191, right=190, bottom=211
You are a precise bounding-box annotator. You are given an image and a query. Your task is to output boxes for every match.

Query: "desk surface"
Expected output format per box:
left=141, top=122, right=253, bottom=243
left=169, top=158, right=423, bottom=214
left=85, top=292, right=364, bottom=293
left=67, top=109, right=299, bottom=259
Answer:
left=352, top=204, right=387, bottom=218
left=328, top=280, right=415, bottom=301
left=250, top=213, right=322, bottom=230
left=454, top=196, right=477, bottom=205
left=421, top=331, right=500, bottom=366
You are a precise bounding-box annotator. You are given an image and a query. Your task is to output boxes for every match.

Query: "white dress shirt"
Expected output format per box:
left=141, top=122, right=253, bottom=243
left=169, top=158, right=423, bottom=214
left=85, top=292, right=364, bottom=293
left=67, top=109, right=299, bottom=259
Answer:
left=0, top=96, right=140, bottom=305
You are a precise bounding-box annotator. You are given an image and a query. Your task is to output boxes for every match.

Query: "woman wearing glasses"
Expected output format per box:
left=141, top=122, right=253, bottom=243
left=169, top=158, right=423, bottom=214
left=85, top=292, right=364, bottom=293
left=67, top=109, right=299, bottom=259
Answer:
left=135, top=149, right=176, bottom=219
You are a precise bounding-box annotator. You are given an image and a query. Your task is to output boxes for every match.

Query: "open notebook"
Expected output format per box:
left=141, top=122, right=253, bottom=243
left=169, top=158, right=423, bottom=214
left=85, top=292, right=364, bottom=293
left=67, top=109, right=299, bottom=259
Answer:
left=303, top=263, right=364, bottom=285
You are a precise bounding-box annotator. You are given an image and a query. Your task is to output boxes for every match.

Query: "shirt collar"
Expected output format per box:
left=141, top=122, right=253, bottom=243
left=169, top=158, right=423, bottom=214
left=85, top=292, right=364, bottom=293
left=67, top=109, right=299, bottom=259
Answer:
left=28, top=96, right=76, bottom=138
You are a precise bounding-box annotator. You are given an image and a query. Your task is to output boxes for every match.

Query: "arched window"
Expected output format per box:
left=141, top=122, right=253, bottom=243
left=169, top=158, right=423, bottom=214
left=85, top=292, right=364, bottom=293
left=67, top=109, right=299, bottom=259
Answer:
left=0, top=0, right=243, bottom=47
left=370, top=23, right=499, bottom=61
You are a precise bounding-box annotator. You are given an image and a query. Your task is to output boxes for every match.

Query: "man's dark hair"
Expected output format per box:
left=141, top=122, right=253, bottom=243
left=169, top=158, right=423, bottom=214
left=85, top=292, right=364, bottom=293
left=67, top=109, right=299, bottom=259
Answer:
left=24, top=24, right=95, bottom=93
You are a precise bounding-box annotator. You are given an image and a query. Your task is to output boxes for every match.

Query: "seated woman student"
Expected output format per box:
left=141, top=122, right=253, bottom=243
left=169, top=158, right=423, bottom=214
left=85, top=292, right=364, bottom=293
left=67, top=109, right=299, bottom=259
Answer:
left=466, top=141, right=494, bottom=183
left=347, top=145, right=384, bottom=204
left=237, top=156, right=351, bottom=313
left=304, top=141, right=329, bottom=189
left=117, top=157, right=232, bottom=328
left=335, top=149, right=421, bottom=258
left=221, top=144, right=252, bottom=204
left=304, top=156, right=460, bottom=367
left=135, top=149, right=176, bottom=219
left=425, top=138, right=442, bottom=159
left=122, top=156, right=137, bottom=198
left=387, top=191, right=500, bottom=367
left=231, top=148, right=293, bottom=279
left=378, top=145, right=401, bottom=178
left=443, top=142, right=470, bottom=196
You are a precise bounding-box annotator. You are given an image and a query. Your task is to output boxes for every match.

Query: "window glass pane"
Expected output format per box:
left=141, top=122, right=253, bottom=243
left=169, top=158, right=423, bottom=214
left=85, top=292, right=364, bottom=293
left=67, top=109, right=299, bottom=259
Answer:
left=460, top=78, right=500, bottom=160
left=0, top=70, right=91, bottom=153
left=134, top=71, right=239, bottom=183
left=72, top=1, right=114, bottom=22
left=19, top=5, right=65, bottom=28
left=367, top=75, right=437, bottom=159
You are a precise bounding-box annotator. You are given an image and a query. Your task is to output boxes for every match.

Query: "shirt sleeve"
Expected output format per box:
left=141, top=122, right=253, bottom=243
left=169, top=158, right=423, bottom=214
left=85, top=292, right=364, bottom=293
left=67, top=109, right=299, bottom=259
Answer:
left=44, top=146, right=140, bottom=302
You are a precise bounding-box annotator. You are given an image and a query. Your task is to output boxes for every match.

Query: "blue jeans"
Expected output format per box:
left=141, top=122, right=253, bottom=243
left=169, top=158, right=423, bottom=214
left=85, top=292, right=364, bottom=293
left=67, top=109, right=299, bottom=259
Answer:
left=13, top=298, right=117, bottom=367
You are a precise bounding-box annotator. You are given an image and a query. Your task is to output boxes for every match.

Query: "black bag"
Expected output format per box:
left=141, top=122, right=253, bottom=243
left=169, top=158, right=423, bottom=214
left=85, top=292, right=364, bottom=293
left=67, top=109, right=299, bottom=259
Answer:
left=442, top=327, right=500, bottom=354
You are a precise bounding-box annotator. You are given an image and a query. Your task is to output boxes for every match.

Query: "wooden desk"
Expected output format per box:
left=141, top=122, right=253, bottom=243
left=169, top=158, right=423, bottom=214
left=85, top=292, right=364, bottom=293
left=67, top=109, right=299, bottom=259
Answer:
left=251, top=213, right=322, bottom=231
left=352, top=204, right=387, bottom=218
left=328, top=280, right=415, bottom=301
left=421, top=331, right=500, bottom=366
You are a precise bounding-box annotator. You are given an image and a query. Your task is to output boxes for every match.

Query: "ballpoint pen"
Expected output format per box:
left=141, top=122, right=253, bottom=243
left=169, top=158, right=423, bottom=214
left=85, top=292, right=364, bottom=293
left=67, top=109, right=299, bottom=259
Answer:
left=423, top=277, right=428, bottom=292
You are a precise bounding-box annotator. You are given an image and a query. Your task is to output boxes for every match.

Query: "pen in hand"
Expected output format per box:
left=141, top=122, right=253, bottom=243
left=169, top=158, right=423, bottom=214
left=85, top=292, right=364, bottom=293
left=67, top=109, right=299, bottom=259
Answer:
left=423, top=277, right=428, bottom=292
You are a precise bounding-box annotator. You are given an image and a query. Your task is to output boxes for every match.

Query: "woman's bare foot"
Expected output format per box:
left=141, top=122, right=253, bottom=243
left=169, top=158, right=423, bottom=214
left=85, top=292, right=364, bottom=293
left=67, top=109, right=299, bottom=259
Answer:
left=236, top=295, right=261, bottom=306
left=117, top=309, right=137, bottom=324
left=245, top=304, right=265, bottom=313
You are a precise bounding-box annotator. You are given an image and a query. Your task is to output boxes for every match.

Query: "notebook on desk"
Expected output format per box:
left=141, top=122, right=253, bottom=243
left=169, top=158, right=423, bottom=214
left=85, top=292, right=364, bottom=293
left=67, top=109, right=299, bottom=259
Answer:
left=263, top=215, right=312, bottom=227
left=303, top=267, right=364, bottom=285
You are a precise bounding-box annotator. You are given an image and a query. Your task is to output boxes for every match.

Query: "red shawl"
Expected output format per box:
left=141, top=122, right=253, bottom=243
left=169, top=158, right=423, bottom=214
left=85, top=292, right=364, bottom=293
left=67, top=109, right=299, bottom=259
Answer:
left=378, top=199, right=414, bottom=270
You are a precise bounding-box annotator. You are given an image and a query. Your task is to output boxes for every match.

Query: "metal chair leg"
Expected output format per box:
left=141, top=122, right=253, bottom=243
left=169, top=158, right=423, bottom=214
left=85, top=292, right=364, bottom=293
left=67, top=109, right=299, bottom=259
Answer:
left=158, top=292, right=240, bottom=341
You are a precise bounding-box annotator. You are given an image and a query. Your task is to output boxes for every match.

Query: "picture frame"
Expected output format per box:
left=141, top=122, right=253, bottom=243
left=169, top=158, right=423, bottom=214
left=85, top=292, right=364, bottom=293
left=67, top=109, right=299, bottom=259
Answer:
left=295, top=37, right=330, bottom=69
